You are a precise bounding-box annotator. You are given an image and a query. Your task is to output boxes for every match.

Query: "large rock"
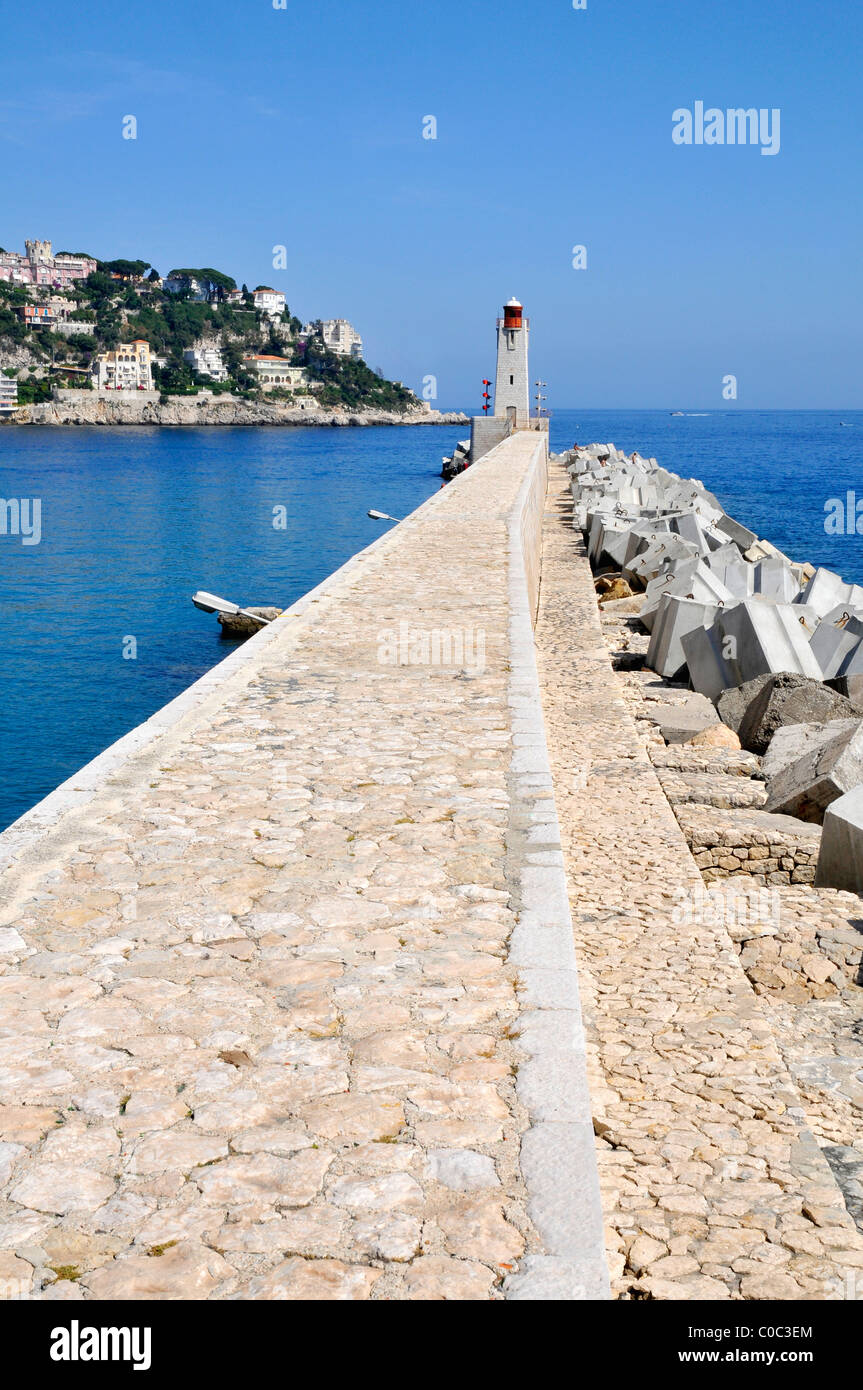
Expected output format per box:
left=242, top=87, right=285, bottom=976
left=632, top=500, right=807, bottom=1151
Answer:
left=737, top=673, right=860, bottom=755
left=716, top=674, right=773, bottom=733
left=764, top=720, right=863, bottom=822
left=761, top=719, right=861, bottom=782
left=815, top=786, right=863, bottom=893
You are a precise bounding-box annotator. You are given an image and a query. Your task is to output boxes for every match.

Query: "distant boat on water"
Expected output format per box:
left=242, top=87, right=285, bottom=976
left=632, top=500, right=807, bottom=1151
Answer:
left=670, top=411, right=684, bottom=416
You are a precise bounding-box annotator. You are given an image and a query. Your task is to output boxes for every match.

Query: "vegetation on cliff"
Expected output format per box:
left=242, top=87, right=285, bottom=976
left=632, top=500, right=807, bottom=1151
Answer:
left=0, top=262, right=417, bottom=412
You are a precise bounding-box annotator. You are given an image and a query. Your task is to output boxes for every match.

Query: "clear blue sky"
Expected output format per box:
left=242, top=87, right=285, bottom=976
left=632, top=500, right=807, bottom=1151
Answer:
left=1, top=0, right=860, bottom=408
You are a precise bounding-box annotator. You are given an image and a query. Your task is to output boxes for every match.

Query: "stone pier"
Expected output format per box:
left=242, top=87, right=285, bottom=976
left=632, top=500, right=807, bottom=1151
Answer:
left=2, top=435, right=860, bottom=1302
left=0, top=431, right=607, bottom=1301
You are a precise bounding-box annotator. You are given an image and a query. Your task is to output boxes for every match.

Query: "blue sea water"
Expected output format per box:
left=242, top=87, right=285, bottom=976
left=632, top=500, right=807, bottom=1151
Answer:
left=1, top=410, right=861, bottom=832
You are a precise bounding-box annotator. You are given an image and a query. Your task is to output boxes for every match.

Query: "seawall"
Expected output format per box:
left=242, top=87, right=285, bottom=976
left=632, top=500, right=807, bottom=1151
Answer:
left=0, top=430, right=608, bottom=1301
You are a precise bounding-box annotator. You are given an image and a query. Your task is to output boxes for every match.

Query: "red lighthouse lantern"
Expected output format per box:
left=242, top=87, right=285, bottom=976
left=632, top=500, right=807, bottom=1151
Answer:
left=502, top=297, right=523, bottom=330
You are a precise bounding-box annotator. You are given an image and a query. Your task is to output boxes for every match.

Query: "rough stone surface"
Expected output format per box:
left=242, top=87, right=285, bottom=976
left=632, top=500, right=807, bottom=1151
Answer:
left=738, top=674, right=859, bottom=756
left=543, top=453, right=863, bottom=1300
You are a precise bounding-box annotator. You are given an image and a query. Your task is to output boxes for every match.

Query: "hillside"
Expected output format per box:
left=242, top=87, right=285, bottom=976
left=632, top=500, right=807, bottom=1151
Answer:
left=0, top=260, right=418, bottom=413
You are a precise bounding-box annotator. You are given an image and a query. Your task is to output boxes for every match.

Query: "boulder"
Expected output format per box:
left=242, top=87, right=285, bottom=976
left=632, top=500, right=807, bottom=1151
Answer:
left=641, top=692, right=720, bottom=745
left=687, top=724, right=742, bottom=750
left=737, top=673, right=860, bottom=755
left=814, top=786, right=863, bottom=894
left=717, top=674, right=773, bottom=732
left=764, top=721, right=863, bottom=822
left=761, top=719, right=861, bottom=782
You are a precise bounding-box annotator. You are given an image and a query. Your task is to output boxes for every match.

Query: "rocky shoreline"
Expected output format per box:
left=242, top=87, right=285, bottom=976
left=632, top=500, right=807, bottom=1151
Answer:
left=4, top=396, right=469, bottom=429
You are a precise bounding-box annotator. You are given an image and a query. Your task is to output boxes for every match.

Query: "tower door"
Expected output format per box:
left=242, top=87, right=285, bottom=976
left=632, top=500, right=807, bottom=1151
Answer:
left=506, top=405, right=517, bottom=424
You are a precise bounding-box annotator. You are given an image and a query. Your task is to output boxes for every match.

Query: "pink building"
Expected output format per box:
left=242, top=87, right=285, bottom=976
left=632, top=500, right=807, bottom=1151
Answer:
left=0, top=239, right=97, bottom=288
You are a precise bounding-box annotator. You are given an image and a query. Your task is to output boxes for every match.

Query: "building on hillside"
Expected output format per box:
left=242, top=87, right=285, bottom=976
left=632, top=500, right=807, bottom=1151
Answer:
left=253, top=287, right=286, bottom=318
left=242, top=355, right=310, bottom=391
left=0, top=240, right=97, bottom=288
left=225, top=287, right=244, bottom=305
left=183, top=345, right=228, bottom=381
left=163, top=273, right=207, bottom=302
left=91, top=340, right=153, bottom=392
left=0, top=377, right=18, bottom=414
left=16, top=303, right=59, bottom=329
left=304, top=318, right=363, bottom=360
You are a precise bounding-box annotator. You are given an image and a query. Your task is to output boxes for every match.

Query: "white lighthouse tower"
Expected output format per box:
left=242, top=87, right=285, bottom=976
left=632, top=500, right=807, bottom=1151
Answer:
left=493, top=297, right=530, bottom=425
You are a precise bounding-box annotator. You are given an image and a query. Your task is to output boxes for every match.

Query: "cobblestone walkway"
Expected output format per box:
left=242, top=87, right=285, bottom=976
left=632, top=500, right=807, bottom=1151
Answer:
left=536, top=458, right=863, bottom=1300
left=0, top=437, right=567, bottom=1301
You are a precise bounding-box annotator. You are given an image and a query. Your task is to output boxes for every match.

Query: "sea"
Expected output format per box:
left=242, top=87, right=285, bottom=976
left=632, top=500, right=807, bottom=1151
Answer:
left=0, top=409, right=861, bottom=831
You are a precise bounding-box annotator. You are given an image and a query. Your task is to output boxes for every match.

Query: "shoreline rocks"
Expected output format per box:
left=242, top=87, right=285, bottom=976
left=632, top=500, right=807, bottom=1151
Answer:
left=5, top=396, right=469, bottom=429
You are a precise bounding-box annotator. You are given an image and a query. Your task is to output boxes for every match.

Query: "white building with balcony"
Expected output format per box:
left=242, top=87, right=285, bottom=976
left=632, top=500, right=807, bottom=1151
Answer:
left=92, top=341, right=153, bottom=392
left=243, top=355, right=311, bottom=391
left=253, top=287, right=286, bottom=318
left=304, top=318, right=363, bottom=360
left=183, top=345, right=228, bottom=381
left=0, top=377, right=18, bottom=414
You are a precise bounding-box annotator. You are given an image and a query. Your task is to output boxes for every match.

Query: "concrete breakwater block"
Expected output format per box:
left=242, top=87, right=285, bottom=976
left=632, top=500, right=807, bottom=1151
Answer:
left=737, top=673, right=860, bottom=755
left=718, top=601, right=824, bottom=687
left=761, top=719, right=861, bottom=782
left=646, top=594, right=720, bottom=680
left=681, top=621, right=736, bottom=704
left=638, top=559, right=735, bottom=632
left=796, top=567, right=863, bottom=619
left=815, top=786, right=863, bottom=893
left=764, top=720, right=863, bottom=823
left=684, top=602, right=822, bottom=705
left=809, top=615, right=863, bottom=681
left=754, top=556, right=801, bottom=603
left=624, top=536, right=699, bottom=589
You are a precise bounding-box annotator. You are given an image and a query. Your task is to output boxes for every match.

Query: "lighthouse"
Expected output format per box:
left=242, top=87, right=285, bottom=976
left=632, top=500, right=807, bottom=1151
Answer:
left=493, top=297, right=530, bottom=425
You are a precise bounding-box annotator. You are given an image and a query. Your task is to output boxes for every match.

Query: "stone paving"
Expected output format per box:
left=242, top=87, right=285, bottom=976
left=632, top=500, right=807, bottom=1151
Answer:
left=0, top=433, right=593, bottom=1301
left=535, top=457, right=863, bottom=1300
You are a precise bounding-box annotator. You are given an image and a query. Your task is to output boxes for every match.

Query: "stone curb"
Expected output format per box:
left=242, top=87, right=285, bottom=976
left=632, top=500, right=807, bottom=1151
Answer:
left=503, top=442, right=611, bottom=1301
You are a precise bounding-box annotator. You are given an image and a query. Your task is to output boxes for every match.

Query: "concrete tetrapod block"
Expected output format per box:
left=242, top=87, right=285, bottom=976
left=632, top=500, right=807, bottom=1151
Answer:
left=797, top=567, right=863, bottom=619
left=717, top=601, right=824, bottom=687
left=753, top=557, right=801, bottom=603
left=624, top=536, right=699, bottom=589
left=764, top=720, right=863, bottom=822
left=736, top=673, right=861, bottom=755
left=809, top=615, right=863, bottom=680
left=761, top=719, right=861, bottom=782
left=646, top=595, right=720, bottom=681
left=714, top=513, right=759, bottom=551
left=680, top=621, right=737, bottom=704
left=814, top=785, right=863, bottom=892
left=638, top=561, right=734, bottom=634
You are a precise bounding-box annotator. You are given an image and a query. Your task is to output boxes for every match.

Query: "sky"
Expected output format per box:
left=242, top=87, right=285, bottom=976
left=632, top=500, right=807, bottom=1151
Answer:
left=1, top=0, right=861, bottom=409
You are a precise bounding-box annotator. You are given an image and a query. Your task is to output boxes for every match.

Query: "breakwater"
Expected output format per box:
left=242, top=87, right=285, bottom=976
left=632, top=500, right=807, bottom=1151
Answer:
left=0, top=429, right=608, bottom=1302
left=0, top=428, right=861, bottom=1302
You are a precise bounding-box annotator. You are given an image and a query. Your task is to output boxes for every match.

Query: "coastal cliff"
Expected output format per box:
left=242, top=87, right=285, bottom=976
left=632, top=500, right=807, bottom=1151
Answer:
left=9, top=395, right=468, bottom=428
